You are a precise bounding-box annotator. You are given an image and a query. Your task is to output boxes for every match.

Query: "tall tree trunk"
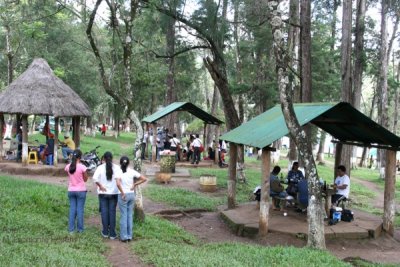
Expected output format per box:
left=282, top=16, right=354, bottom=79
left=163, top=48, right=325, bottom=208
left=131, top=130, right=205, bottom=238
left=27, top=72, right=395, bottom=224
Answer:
left=268, top=0, right=325, bottom=249
left=340, top=0, right=353, bottom=173
left=288, top=0, right=299, bottom=162
left=165, top=11, right=177, bottom=133
left=377, top=0, right=389, bottom=176
left=299, top=0, right=312, bottom=163
left=394, top=59, right=400, bottom=134
left=259, top=147, right=271, bottom=236
left=5, top=23, right=14, bottom=85
left=316, top=131, right=326, bottom=163
left=206, top=85, right=219, bottom=151
left=352, top=0, right=366, bottom=110
left=359, top=93, right=377, bottom=167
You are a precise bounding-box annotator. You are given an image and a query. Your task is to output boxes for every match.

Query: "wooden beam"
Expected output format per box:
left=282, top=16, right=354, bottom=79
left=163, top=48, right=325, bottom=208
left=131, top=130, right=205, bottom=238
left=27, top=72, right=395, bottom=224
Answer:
left=54, top=117, right=59, bottom=166
left=21, top=115, right=28, bottom=165
left=383, top=150, right=396, bottom=236
left=259, top=147, right=271, bottom=236
left=331, top=139, right=400, bottom=151
left=227, top=143, right=238, bottom=209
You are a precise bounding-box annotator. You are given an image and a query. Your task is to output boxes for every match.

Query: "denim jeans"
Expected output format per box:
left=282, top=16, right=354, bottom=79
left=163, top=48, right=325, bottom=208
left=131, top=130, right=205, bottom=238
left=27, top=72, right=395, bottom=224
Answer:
left=192, top=147, right=200, bottom=164
left=99, top=194, right=118, bottom=238
left=118, top=193, right=135, bottom=241
left=62, top=147, right=74, bottom=159
left=68, top=191, right=87, bottom=232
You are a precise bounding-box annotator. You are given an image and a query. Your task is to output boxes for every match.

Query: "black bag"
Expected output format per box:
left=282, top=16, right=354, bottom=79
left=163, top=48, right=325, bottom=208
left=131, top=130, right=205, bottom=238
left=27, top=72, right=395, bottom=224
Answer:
left=341, top=209, right=354, bottom=222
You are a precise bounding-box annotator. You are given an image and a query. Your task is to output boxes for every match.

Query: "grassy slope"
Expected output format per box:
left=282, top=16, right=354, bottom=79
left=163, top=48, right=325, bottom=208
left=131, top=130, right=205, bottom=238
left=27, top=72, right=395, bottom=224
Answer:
left=0, top=175, right=109, bottom=266
left=29, top=132, right=136, bottom=159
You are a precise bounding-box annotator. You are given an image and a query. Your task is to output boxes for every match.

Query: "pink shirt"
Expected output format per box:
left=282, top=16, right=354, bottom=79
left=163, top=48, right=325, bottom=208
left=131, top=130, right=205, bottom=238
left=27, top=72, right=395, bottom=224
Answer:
left=65, top=163, right=88, bottom=191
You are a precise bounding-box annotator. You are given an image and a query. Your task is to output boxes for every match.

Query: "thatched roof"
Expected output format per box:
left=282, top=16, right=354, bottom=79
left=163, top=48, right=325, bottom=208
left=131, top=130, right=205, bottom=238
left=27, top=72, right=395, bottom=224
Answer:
left=0, top=58, right=91, bottom=117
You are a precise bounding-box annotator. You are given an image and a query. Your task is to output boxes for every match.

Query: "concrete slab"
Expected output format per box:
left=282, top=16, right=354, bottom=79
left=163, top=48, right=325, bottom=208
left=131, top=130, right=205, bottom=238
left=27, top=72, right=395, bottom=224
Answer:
left=0, top=162, right=65, bottom=176
left=220, top=202, right=383, bottom=240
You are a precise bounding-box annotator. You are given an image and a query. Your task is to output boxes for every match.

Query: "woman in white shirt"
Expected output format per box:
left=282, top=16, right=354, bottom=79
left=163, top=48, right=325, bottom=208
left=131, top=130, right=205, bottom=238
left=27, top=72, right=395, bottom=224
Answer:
left=92, top=151, right=121, bottom=240
left=116, top=156, right=147, bottom=242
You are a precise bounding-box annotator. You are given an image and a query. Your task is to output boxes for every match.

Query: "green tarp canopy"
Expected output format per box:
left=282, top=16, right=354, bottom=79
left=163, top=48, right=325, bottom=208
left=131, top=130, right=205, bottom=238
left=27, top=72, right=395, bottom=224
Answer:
left=220, top=102, right=400, bottom=151
left=142, top=102, right=223, bottom=125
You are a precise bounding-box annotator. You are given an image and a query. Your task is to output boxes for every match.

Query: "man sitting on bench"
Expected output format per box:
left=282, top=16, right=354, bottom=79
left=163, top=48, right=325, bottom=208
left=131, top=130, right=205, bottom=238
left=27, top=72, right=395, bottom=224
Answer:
left=269, top=166, right=287, bottom=211
left=331, top=165, right=350, bottom=207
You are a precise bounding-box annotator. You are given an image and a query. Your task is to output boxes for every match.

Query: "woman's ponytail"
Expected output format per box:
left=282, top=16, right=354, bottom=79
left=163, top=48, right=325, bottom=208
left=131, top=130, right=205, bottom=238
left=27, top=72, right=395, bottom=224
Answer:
left=69, top=149, right=82, bottom=174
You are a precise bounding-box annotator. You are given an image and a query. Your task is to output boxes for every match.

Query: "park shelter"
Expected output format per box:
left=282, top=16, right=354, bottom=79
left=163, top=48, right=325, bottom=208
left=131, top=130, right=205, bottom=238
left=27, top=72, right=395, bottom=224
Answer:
left=0, top=58, right=92, bottom=165
left=220, top=102, right=400, bottom=236
left=142, top=102, right=223, bottom=163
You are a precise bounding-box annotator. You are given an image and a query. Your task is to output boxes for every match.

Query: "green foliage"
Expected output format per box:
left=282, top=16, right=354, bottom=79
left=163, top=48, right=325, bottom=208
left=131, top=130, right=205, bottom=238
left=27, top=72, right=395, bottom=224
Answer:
left=0, top=175, right=108, bottom=266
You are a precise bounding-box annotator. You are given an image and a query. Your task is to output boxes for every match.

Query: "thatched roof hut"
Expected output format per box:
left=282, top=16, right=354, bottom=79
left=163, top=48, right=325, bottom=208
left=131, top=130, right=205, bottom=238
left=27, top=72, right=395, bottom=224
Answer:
left=0, top=58, right=91, bottom=117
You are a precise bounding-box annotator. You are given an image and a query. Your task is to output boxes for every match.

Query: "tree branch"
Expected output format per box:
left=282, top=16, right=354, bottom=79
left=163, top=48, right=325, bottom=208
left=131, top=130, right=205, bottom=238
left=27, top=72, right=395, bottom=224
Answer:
left=155, top=45, right=210, bottom=58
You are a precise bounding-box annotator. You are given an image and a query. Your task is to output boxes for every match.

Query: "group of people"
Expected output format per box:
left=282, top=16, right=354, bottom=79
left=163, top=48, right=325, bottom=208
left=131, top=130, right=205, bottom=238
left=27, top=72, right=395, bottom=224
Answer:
left=255, top=162, right=351, bottom=213
left=65, top=150, right=147, bottom=242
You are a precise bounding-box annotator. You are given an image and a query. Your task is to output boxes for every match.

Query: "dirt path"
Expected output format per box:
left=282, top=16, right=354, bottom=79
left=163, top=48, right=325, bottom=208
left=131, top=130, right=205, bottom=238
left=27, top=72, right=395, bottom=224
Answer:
left=352, top=177, right=400, bottom=211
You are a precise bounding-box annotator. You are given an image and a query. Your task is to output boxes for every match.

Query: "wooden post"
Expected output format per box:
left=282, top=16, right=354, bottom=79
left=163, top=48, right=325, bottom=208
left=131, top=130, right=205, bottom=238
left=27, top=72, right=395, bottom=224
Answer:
left=227, top=143, right=238, bottom=209
left=333, top=142, right=343, bottom=182
left=54, top=117, right=59, bottom=166
left=73, top=116, right=81, bottom=148
left=45, top=115, right=50, bottom=141
left=383, top=149, right=396, bottom=236
left=214, top=124, right=220, bottom=165
left=259, top=146, right=272, bottom=236
left=203, top=122, right=207, bottom=157
left=0, top=113, right=4, bottom=159
left=21, top=115, right=28, bottom=165
left=151, top=123, right=157, bottom=163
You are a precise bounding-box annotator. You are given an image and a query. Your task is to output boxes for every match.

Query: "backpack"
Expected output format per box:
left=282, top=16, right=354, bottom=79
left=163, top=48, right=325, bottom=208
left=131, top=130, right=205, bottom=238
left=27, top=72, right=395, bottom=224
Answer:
left=341, top=209, right=354, bottom=222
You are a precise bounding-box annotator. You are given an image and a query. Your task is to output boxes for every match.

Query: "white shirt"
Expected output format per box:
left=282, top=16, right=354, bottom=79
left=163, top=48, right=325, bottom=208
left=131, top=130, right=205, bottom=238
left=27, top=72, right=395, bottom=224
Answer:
left=192, top=138, right=202, bottom=148
left=116, top=168, right=141, bottom=194
left=221, top=140, right=227, bottom=150
left=92, top=163, right=122, bottom=194
left=335, top=174, right=350, bottom=198
left=170, top=137, right=180, bottom=148
left=142, top=132, right=148, bottom=144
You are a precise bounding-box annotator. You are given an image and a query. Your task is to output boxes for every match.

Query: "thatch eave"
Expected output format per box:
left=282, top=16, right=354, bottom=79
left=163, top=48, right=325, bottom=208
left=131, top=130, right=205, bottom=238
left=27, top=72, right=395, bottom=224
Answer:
left=0, top=58, right=92, bottom=118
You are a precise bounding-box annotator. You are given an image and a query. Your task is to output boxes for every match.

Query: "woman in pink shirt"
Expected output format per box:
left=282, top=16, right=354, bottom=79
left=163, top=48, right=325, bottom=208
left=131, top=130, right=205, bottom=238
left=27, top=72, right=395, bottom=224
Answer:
left=65, top=149, right=88, bottom=233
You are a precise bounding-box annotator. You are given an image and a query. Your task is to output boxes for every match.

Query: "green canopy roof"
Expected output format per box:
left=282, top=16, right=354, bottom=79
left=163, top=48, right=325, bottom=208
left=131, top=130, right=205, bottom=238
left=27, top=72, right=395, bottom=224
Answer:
left=142, top=102, right=223, bottom=125
left=220, top=102, right=400, bottom=151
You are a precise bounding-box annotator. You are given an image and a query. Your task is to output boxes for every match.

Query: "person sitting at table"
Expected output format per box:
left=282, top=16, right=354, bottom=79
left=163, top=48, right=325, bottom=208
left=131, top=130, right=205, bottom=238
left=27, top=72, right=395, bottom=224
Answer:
left=60, top=132, right=76, bottom=163
left=331, top=165, right=350, bottom=206
left=269, top=166, right=287, bottom=211
left=40, top=133, right=55, bottom=164
left=286, top=161, right=305, bottom=198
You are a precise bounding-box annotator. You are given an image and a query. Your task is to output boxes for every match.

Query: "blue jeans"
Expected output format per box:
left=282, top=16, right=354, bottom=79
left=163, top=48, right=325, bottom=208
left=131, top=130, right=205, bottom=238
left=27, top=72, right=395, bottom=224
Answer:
left=62, top=147, right=74, bottom=159
left=68, top=191, right=87, bottom=232
left=99, top=194, right=118, bottom=238
left=118, top=193, right=135, bottom=241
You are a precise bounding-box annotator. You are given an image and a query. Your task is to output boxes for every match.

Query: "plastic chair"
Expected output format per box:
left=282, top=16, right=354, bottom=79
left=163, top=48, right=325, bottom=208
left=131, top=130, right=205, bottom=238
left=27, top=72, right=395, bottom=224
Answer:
left=27, top=151, right=38, bottom=164
left=46, top=154, right=54, bottom=165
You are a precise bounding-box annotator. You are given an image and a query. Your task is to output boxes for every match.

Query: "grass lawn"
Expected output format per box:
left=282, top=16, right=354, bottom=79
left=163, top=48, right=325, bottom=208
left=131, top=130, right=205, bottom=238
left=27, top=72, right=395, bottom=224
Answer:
left=133, top=216, right=350, bottom=267
left=29, top=131, right=136, bottom=159
left=0, top=175, right=108, bottom=266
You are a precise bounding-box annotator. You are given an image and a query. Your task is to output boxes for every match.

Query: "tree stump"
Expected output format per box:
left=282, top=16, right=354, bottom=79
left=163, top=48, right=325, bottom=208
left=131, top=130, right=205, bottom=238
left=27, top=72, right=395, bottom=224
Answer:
left=160, top=154, right=176, bottom=173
